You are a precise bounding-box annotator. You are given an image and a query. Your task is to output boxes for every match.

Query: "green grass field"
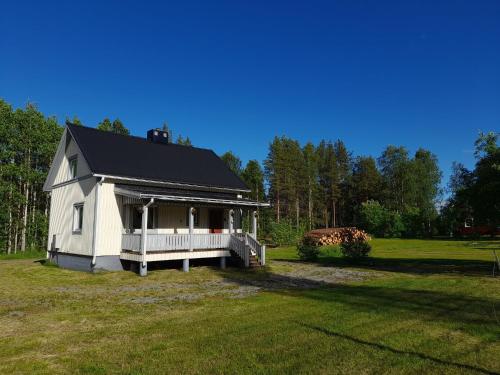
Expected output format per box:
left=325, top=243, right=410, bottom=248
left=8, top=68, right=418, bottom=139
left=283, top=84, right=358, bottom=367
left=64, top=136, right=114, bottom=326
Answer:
left=0, top=239, right=499, bottom=374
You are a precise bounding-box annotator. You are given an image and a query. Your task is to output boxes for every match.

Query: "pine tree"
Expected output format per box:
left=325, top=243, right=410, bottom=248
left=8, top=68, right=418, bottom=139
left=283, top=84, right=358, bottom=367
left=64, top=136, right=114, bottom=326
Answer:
left=176, top=135, right=192, bottom=146
left=97, top=118, right=113, bottom=132
left=241, top=160, right=265, bottom=202
left=302, top=143, right=318, bottom=230
left=220, top=151, right=242, bottom=176
left=111, top=119, right=129, bottom=135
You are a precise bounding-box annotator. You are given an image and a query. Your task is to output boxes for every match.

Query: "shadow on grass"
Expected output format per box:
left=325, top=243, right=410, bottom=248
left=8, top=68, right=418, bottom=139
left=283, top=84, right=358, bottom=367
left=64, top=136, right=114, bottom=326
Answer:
left=270, top=256, right=496, bottom=276
left=216, top=266, right=500, bottom=373
left=298, top=322, right=499, bottom=375
left=220, top=267, right=500, bottom=328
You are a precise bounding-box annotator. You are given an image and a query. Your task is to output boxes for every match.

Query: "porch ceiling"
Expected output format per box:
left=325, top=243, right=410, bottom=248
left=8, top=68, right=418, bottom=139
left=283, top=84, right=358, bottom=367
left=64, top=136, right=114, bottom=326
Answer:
left=114, top=184, right=270, bottom=207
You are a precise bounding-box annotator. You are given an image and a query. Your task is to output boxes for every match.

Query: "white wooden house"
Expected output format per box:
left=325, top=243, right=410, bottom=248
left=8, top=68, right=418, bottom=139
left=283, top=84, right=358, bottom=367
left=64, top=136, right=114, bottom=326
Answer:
left=43, top=124, right=269, bottom=275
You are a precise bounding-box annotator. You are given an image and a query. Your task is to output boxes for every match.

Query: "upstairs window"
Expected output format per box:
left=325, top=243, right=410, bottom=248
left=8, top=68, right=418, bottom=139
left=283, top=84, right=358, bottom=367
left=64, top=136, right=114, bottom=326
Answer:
left=73, top=203, right=84, bottom=233
left=68, top=155, right=78, bottom=180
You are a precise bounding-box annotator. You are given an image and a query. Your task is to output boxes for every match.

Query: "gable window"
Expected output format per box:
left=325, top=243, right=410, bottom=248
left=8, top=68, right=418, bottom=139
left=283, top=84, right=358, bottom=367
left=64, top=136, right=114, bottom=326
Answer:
left=68, top=155, right=78, bottom=180
left=73, top=203, right=84, bottom=233
left=185, top=207, right=199, bottom=227
left=130, top=206, right=158, bottom=230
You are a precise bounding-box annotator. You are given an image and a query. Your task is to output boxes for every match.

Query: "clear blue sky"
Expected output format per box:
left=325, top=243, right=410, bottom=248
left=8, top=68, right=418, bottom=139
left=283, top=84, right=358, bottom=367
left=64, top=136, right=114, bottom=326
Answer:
left=1, top=0, right=499, bottom=192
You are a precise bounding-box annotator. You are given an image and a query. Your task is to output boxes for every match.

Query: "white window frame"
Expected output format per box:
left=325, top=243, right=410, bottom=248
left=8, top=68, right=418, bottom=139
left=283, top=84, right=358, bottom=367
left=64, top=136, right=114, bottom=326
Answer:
left=68, top=155, right=78, bottom=180
left=73, top=203, right=84, bottom=234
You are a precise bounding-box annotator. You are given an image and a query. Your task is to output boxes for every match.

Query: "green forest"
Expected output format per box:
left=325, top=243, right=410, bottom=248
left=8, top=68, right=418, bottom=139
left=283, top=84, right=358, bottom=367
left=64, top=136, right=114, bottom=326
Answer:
left=0, top=98, right=498, bottom=253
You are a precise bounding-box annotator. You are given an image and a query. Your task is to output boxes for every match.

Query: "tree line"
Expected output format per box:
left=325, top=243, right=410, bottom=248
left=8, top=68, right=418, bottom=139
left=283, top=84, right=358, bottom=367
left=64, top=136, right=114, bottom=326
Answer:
left=224, top=133, right=498, bottom=241
left=0, top=100, right=62, bottom=254
left=439, top=132, right=499, bottom=235
left=0, top=100, right=193, bottom=254
left=0, top=98, right=498, bottom=253
left=221, top=137, right=444, bottom=239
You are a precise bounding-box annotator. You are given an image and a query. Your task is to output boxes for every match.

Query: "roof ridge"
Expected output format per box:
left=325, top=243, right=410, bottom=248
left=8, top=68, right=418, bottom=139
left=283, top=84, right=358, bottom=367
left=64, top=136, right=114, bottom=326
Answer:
left=66, top=123, right=212, bottom=152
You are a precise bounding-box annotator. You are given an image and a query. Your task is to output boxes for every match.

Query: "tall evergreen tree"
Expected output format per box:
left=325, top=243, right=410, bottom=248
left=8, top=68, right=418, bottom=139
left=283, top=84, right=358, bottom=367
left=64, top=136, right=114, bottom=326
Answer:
left=111, top=119, right=129, bottom=135
left=378, top=146, right=414, bottom=212
left=241, top=160, right=265, bottom=202
left=97, top=118, right=130, bottom=135
left=264, top=137, right=286, bottom=222
left=351, top=156, right=382, bottom=204
left=176, top=135, right=192, bottom=146
left=469, top=132, right=500, bottom=227
left=65, top=116, right=82, bottom=125
left=303, top=142, right=318, bottom=230
left=97, top=118, right=113, bottom=132
left=220, top=151, right=242, bottom=176
left=333, top=140, right=351, bottom=226
left=316, top=140, right=333, bottom=227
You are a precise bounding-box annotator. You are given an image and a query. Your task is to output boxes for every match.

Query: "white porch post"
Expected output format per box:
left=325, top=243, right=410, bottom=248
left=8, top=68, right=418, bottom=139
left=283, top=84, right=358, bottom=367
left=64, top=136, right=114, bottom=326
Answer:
left=252, top=210, right=258, bottom=239
left=140, top=198, right=154, bottom=277
left=184, top=206, right=195, bottom=272
left=189, top=207, right=195, bottom=251
left=223, top=210, right=232, bottom=270
left=228, top=209, right=234, bottom=234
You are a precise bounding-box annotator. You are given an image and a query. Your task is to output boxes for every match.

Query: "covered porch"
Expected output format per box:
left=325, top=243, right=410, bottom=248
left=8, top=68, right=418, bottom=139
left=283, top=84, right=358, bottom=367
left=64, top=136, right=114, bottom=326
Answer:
left=115, top=184, right=268, bottom=275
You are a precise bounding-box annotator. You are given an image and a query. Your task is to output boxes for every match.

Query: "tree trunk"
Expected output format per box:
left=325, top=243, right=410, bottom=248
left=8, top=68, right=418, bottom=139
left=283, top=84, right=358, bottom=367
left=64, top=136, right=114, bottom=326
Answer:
left=21, top=181, right=29, bottom=252
left=332, top=200, right=337, bottom=228
left=295, top=197, right=300, bottom=228
left=7, top=184, right=12, bottom=254
left=21, top=148, right=31, bottom=252
left=308, top=185, right=312, bottom=230
left=14, top=223, right=18, bottom=254
left=31, top=188, right=37, bottom=248
left=276, top=190, right=280, bottom=223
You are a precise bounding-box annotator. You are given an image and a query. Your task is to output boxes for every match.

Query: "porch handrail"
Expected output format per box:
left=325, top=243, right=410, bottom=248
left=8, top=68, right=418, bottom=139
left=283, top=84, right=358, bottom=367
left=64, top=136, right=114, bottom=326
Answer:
left=245, top=233, right=266, bottom=266
left=230, top=234, right=249, bottom=267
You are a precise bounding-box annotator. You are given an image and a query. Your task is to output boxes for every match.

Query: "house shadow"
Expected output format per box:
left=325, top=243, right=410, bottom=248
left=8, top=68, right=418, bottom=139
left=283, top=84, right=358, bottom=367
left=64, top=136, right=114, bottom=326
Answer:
left=296, top=323, right=499, bottom=375
left=269, top=256, right=496, bottom=277
left=214, top=265, right=500, bottom=375
left=217, top=266, right=500, bottom=330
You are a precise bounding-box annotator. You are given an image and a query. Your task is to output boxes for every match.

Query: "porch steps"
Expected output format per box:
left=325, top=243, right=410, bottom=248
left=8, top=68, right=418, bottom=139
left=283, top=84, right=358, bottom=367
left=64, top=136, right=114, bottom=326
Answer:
left=229, top=250, right=262, bottom=268
left=248, top=254, right=261, bottom=268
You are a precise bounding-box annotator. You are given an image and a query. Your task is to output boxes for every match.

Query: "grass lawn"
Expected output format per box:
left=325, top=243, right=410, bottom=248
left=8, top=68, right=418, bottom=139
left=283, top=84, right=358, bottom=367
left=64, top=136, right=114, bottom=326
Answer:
left=0, top=239, right=499, bottom=374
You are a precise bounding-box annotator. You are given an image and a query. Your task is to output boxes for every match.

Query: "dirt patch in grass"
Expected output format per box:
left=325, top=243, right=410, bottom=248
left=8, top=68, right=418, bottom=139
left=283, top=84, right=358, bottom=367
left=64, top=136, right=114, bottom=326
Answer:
left=46, top=261, right=374, bottom=305
left=131, top=261, right=374, bottom=304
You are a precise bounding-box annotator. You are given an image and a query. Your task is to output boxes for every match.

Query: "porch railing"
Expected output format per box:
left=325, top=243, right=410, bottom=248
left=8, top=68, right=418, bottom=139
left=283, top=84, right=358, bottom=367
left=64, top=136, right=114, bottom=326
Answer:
left=121, top=232, right=265, bottom=267
left=122, top=233, right=231, bottom=252
left=246, top=233, right=266, bottom=266
left=230, top=234, right=249, bottom=267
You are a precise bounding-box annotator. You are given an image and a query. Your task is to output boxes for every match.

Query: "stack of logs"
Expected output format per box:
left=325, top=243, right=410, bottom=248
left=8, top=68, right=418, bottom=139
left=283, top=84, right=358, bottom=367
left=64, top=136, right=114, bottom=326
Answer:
left=305, top=227, right=370, bottom=246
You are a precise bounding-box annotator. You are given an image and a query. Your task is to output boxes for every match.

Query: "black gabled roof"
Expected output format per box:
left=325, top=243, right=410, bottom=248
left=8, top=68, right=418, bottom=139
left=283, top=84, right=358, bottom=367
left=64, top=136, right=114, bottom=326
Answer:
left=67, top=124, right=249, bottom=191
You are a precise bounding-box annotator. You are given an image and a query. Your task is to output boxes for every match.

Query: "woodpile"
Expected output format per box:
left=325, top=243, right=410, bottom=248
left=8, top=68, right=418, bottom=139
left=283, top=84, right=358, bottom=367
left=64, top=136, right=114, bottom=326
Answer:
left=304, top=227, right=370, bottom=246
